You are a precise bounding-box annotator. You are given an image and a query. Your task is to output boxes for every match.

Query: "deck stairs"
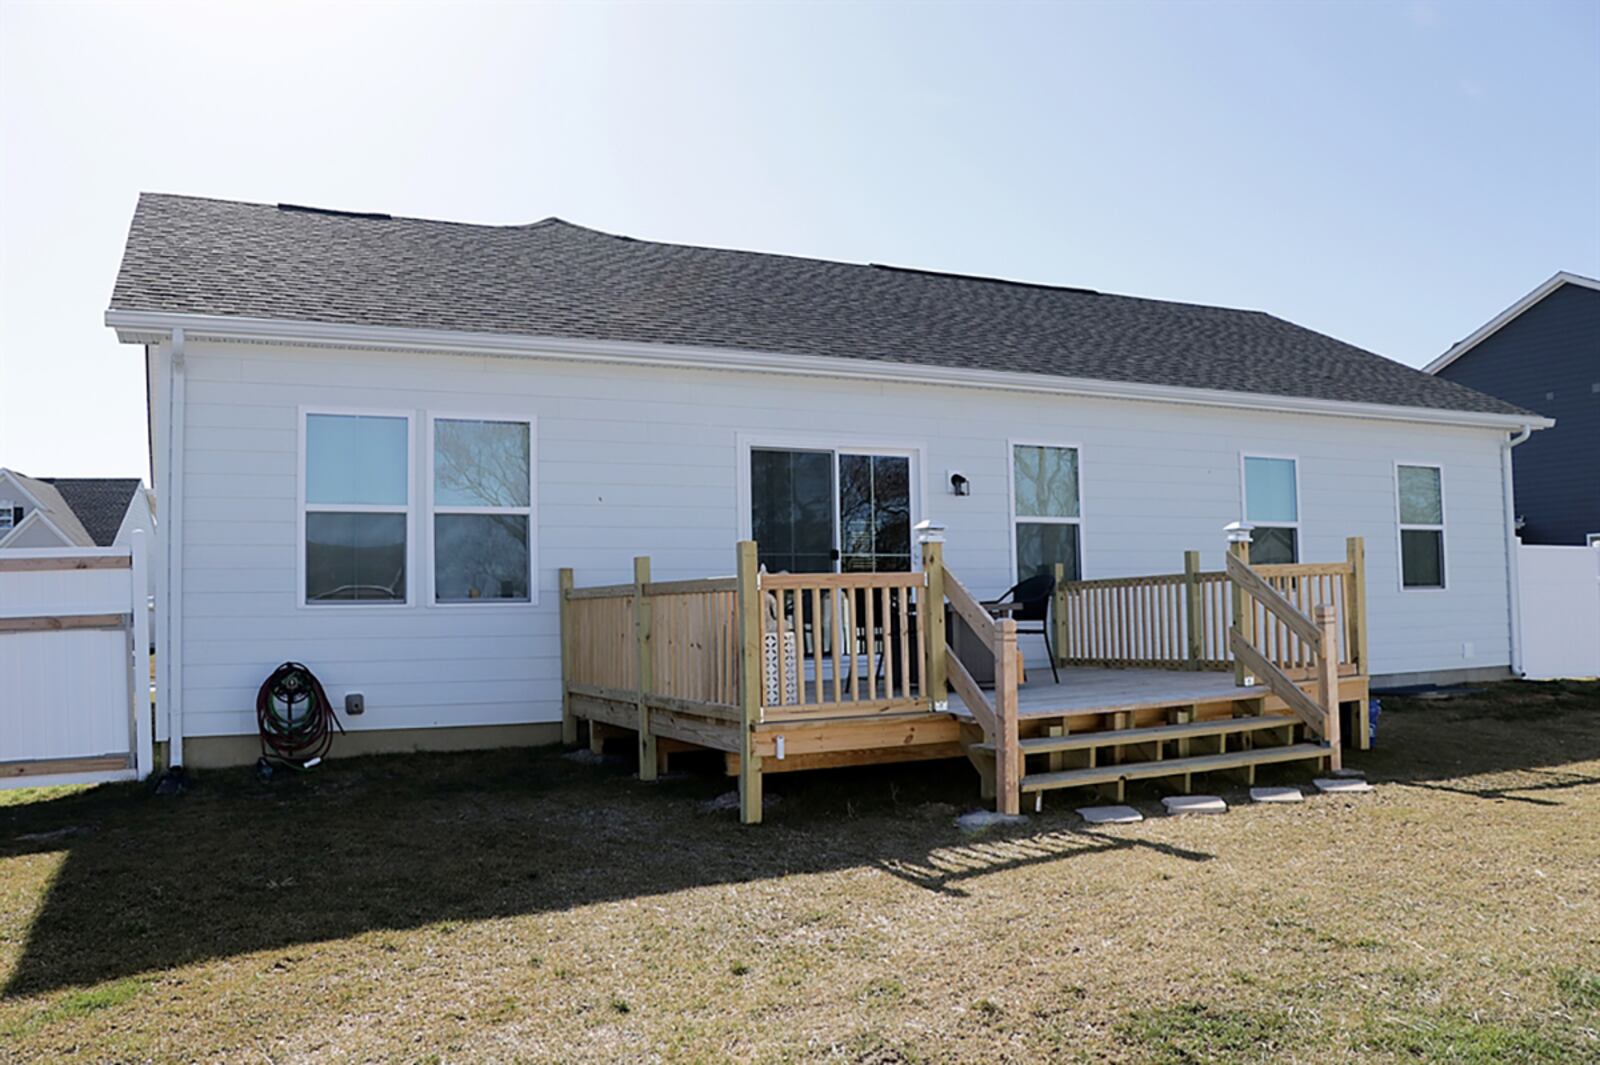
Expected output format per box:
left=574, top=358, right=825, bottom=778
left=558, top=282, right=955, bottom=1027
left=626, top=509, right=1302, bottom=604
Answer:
left=971, top=692, right=1333, bottom=802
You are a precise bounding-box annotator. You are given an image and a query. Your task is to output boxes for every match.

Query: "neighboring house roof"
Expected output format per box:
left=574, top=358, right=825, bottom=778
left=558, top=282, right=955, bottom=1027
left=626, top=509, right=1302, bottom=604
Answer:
left=0, top=471, right=95, bottom=547
left=1425, top=272, right=1600, bottom=375
left=109, top=192, right=1533, bottom=419
left=42, top=478, right=144, bottom=546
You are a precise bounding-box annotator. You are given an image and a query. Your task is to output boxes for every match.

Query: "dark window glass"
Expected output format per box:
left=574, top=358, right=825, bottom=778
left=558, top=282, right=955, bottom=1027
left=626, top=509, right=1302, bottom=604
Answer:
left=839, top=454, right=911, bottom=572
left=435, top=514, right=530, bottom=601
left=1016, top=523, right=1080, bottom=583
left=1401, top=529, right=1444, bottom=588
left=306, top=513, right=407, bottom=601
left=1249, top=526, right=1298, bottom=565
left=750, top=449, right=835, bottom=573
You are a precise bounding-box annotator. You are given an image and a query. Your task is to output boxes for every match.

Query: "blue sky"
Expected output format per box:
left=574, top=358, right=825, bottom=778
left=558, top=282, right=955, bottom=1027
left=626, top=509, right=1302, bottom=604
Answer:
left=1, top=0, right=1596, bottom=477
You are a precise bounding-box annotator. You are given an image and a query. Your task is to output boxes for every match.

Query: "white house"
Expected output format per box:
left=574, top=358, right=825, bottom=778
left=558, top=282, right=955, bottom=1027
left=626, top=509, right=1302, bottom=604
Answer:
left=105, top=194, right=1551, bottom=770
left=0, top=469, right=154, bottom=560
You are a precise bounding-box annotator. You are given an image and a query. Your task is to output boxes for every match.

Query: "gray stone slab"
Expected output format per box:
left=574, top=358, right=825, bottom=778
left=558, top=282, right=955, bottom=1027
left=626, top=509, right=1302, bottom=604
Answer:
left=1250, top=786, right=1305, bottom=804
left=1314, top=777, right=1374, bottom=794
left=1161, top=795, right=1227, bottom=815
left=1077, top=804, right=1144, bottom=825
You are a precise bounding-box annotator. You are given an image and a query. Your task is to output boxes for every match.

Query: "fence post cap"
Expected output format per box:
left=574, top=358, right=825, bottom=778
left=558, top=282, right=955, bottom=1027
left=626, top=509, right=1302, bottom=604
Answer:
left=1223, top=521, right=1255, bottom=544
left=914, top=519, right=946, bottom=544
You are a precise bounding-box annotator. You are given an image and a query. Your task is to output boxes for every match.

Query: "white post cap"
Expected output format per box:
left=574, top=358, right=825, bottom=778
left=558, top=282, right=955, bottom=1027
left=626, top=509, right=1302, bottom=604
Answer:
left=914, top=519, right=946, bottom=544
left=1223, top=521, right=1255, bottom=544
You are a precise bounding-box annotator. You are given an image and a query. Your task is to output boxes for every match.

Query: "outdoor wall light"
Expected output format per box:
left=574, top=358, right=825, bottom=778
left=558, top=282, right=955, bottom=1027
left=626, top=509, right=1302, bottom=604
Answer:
left=949, top=471, right=970, bottom=496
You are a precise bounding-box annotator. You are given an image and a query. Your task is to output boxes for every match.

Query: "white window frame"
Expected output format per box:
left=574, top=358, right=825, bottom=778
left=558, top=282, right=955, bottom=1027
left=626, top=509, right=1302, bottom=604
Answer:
left=734, top=431, right=928, bottom=573
left=1586, top=533, right=1600, bottom=548
left=297, top=406, right=416, bottom=609
left=1240, top=452, right=1301, bottom=563
left=1395, top=461, right=1447, bottom=591
left=425, top=411, right=539, bottom=608
left=1007, top=439, right=1086, bottom=584
left=0, top=500, right=12, bottom=532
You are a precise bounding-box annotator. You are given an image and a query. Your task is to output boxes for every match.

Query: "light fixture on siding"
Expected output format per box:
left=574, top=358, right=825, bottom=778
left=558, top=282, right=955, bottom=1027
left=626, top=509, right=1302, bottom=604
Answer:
left=949, top=471, right=970, bottom=496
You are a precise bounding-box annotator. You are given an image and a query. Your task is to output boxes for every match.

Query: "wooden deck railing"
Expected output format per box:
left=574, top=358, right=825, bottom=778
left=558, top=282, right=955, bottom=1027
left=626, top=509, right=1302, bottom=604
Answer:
left=561, top=541, right=958, bottom=822
left=1225, top=540, right=1343, bottom=771
left=1054, top=536, right=1368, bottom=680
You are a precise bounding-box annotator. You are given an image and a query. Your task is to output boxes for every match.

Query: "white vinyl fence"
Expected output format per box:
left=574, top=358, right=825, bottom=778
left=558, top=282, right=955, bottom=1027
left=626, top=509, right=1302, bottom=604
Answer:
left=1518, top=543, right=1600, bottom=680
left=0, top=535, right=153, bottom=788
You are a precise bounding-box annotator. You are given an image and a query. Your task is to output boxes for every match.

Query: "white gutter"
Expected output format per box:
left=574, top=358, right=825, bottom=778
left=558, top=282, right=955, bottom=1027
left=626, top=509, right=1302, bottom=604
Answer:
left=166, top=328, right=187, bottom=768
left=1502, top=424, right=1534, bottom=677
left=104, top=309, right=1555, bottom=434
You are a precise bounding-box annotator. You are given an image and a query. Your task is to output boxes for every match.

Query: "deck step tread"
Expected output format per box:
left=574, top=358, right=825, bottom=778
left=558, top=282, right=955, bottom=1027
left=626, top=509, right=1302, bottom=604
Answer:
left=1019, top=743, right=1328, bottom=794
left=974, top=714, right=1299, bottom=755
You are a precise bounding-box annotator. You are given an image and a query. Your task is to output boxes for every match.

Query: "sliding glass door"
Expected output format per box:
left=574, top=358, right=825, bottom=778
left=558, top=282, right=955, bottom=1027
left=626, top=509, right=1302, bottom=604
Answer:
left=750, top=447, right=913, bottom=574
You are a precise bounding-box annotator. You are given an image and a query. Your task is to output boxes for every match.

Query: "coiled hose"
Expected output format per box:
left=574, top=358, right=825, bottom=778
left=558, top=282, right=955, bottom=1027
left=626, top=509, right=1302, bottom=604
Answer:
left=256, top=661, right=344, bottom=768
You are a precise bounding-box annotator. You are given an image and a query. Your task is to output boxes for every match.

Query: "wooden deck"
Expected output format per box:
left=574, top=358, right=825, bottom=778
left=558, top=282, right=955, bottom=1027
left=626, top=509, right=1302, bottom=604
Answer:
left=560, top=534, right=1371, bottom=823
left=948, top=667, right=1264, bottom=720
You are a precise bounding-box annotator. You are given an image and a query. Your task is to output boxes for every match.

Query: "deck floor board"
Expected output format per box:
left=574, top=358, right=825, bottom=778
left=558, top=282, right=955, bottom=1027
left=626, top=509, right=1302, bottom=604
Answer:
left=947, top=667, right=1259, bottom=720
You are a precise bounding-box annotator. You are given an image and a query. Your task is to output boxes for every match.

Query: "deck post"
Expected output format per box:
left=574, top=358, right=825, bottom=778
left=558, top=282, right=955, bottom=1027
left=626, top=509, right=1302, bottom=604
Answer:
left=559, top=567, right=577, bottom=745
left=634, top=556, right=656, bottom=781
left=1183, top=550, right=1203, bottom=670
left=993, top=616, right=1021, bottom=815
left=1053, top=562, right=1067, bottom=669
left=919, top=527, right=949, bottom=710
left=1345, top=535, right=1371, bottom=750
left=1225, top=524, right=1253, bottom=686
left=735, top=540, right=763, bottom=824
left=1315, top=604, right=1342, bottom=772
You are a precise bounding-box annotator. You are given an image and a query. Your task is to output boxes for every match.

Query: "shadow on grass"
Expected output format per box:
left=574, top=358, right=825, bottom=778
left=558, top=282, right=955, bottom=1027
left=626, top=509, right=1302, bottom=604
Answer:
left=0, top=746, right=1207, bottom=998
left=3, top=679, right=1595, bottom=998
left=1362, top=679, right=1600, bottom=802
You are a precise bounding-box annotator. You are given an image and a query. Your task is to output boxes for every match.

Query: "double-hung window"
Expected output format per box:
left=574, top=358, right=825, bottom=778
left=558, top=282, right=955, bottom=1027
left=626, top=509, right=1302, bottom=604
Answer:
left=430, top=416, right=534, bottom=603
left=1242, top=455, right=1299, bottom=564
left=1397, top=464, right=1445, bottom=589
left=1012, top=443, right=1082, bottom=583
left=303, top=412, right=411, bottom=604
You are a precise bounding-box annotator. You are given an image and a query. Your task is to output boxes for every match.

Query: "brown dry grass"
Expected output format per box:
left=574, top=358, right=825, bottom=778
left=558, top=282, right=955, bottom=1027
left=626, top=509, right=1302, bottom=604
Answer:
left=1, top=680, right=1597, bottom=1063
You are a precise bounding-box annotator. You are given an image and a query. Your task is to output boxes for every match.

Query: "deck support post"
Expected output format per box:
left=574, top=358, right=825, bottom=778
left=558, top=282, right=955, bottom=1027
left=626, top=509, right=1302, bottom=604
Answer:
left=1226, top=528, right=1253, bottom=687
left=919, top=532, right=948, bottom=710
left=735, top=540, right=763, bottom=824
left=993, top=617, right=1021, bottom=815
left=634, top=556, right=656, bottom=781
left=1315, top=604, right=1343, bottom=772
left=559, top=568, right=577, bottom=745
left=1053, top=561, right=1068, bottom=669
left=1183, top=550, right=1203, bottom=669
left=1345, top=536, right=1370, bottom=750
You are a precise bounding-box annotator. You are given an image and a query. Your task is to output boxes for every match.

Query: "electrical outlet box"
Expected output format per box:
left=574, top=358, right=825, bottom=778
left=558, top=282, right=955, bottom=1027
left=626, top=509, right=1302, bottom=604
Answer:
left=345, top=692, right=365, bottom=716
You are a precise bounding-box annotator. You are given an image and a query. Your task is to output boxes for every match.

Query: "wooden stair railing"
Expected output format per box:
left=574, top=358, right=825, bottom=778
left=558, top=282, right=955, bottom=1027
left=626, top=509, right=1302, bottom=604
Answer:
left=921, top=533, right=1021, bottom=815
left=1225, top=549, right=1342, bottom=771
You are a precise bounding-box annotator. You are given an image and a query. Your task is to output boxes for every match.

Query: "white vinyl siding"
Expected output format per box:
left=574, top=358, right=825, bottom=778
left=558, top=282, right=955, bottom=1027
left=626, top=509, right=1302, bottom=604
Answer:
left=165, top=337, right=1520, bottom=742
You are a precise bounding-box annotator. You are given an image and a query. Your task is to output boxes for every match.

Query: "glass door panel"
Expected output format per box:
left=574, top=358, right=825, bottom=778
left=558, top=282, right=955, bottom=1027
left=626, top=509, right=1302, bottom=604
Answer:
left=838, top=453, right=911, bottom=572
left=750, top=448, right=836, bottom=574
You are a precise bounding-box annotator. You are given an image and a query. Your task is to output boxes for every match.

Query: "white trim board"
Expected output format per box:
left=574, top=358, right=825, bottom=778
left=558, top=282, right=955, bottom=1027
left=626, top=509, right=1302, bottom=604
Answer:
left=1425, top=271, right=1600, bottom=375
left=105, top=309, right=1553, bottom=432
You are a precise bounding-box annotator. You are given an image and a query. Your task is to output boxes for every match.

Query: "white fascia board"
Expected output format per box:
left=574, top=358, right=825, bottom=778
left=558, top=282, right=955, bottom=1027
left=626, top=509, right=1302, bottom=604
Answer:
left=0, top=468, right=48, bottom=511
left=105, top=308, right=1554, bottom=432
left=1426, top=271, right=1600, bottom=375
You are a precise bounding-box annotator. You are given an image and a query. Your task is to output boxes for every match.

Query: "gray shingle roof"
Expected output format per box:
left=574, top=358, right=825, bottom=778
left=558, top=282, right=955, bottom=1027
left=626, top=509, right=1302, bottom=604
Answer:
left=110, top=193, right=1529, bottom=418
left=42, top=478, right=142, bottom=546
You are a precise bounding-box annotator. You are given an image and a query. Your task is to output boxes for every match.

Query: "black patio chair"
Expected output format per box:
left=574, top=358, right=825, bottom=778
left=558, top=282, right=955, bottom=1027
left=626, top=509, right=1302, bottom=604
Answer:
left=983, top=573, right=1059, bottom=684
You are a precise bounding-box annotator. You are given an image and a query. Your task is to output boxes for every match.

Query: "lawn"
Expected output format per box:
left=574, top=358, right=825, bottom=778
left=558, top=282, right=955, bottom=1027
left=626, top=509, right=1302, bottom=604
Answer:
left=1, top=681, right=1597, bottom=1063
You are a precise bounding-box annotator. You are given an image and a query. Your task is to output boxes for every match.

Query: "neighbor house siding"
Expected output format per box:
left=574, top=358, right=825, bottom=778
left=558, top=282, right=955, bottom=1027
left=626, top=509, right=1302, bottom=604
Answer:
left=1435, top=283, right=1599, bottom=545
left=166, top=337, right=1516, bottom=741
